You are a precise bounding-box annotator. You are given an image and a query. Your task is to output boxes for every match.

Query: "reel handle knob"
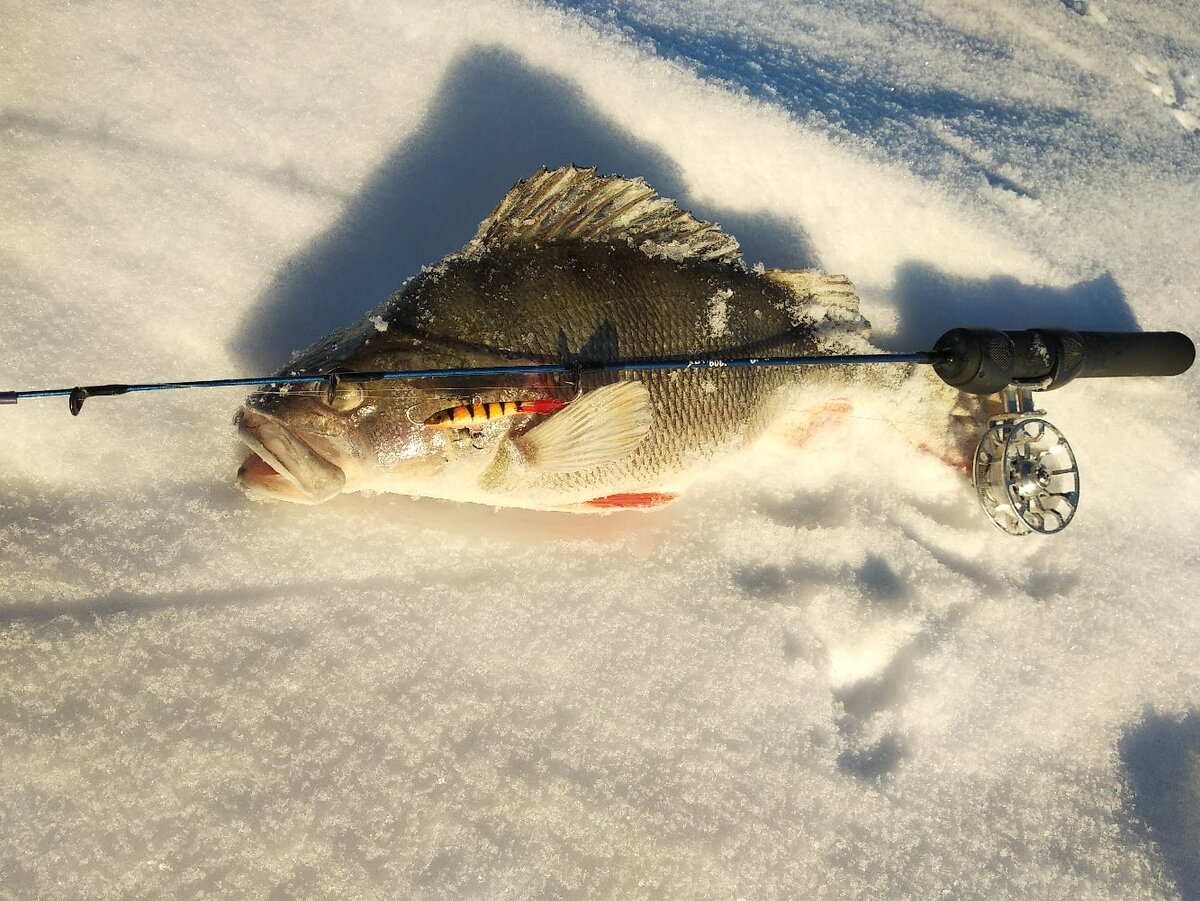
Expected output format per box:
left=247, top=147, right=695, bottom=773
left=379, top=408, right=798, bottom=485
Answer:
left=932, top=328, right=1195, bottom=395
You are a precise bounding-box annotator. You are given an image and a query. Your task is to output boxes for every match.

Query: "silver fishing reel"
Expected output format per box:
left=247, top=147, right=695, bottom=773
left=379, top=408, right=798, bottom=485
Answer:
left=972, top=385, right=1080, bottom=535
left=929, top=327, right=1193, bottom=537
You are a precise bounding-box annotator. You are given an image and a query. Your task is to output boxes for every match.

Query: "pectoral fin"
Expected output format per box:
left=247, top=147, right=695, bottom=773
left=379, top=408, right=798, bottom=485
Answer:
left=515, top=381, right=652, bottom=473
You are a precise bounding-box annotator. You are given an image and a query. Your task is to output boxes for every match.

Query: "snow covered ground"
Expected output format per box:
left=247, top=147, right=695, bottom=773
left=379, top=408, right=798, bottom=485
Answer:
left=2, top=0, right=1198, bottom=896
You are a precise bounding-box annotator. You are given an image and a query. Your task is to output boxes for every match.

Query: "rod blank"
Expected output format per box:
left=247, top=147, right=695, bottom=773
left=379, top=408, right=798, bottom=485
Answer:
left=2, top=352, right=938, bottom=415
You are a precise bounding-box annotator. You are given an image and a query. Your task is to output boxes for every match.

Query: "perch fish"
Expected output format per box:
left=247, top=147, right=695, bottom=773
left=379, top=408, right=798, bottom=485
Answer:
left=236, top=166, right=969, bottom=510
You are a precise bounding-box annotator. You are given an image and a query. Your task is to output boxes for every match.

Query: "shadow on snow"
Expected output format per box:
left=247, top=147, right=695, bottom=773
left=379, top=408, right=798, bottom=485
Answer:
left=1120, top=708, right=1200, bottom=901
left=233, top=43, right=1138, bottom=369
left=232, top=47, right=820, bottom=370
left=548, top=1, right=1126, bottom=195
left=877, top=265, right=1137, bottom=351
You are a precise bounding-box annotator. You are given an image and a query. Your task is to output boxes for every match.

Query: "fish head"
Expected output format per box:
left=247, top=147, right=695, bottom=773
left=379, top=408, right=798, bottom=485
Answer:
left=235, top=333, right=510, bottom=504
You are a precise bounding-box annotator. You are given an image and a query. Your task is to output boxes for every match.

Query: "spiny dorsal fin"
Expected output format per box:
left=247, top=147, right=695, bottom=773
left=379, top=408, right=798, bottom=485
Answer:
left=515, top=380, right=652, bottom=473
left=469, top=166, right=743, bottom=266
left=764, top=269, right=872, bottom=344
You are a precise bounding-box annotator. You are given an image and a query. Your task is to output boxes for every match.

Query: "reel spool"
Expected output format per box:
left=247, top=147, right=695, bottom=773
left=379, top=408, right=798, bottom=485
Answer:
left=973, top=412, right=1080, bottom=536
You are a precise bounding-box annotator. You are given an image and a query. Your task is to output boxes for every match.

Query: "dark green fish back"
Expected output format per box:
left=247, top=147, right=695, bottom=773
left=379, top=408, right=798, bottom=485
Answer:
left=397, top=241, right=816, bottom=361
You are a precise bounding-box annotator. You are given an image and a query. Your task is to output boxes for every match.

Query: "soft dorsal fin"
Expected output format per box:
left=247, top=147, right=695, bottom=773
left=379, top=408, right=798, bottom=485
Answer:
left=515, top=380, right=652, bottom=473
left=763, top=270, right=859, bottom=313
left=469, top=166, right=743, bottom=266
left=764, top=269, right=871, bottom=342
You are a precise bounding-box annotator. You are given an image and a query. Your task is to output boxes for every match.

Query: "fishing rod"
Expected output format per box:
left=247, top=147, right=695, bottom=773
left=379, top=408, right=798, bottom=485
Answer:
left=1, top=351, right=939, bottom=415
left=2, top=328, right=1194, bottom=535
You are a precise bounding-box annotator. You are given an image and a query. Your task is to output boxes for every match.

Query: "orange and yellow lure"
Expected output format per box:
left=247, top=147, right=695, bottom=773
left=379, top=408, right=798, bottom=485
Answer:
left=423, top=397, right=567, bottom=430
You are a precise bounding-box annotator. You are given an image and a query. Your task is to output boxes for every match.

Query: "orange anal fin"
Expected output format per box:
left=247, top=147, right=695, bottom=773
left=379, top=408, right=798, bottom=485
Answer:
left=584, top=492, right=677, bottom=510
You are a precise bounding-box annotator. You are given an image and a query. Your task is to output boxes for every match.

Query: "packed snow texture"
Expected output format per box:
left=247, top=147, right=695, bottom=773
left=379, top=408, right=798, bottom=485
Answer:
left=2, top=1, right=1199, bottom=897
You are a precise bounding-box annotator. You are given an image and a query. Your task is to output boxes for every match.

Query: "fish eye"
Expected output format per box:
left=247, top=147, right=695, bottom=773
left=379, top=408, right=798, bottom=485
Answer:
left=324, top=376, right=365, bottom=412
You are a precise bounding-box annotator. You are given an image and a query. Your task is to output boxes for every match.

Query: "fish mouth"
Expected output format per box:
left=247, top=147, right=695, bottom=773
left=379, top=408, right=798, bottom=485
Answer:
left=236, top=409, right=347, bottom=504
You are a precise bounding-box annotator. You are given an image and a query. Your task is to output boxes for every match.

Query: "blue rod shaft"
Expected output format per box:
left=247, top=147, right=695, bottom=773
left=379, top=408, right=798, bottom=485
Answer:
left=1, top=352, right=937, bottom=405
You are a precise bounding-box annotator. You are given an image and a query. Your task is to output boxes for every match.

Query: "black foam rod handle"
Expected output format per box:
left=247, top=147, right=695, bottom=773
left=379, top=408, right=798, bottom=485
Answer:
left=1071, top=331, right=1195, bottom=379
left=933, top=328, right=1195, bottom=395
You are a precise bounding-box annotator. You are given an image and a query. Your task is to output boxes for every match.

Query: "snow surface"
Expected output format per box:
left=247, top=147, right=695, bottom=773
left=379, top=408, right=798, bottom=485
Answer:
left=2, top=0, right=1199, bottom=897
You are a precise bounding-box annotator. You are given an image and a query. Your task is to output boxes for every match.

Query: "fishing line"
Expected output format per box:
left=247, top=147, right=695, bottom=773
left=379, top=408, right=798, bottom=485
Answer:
left=1, top=352, right=940, bottom=416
